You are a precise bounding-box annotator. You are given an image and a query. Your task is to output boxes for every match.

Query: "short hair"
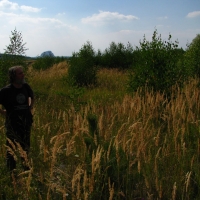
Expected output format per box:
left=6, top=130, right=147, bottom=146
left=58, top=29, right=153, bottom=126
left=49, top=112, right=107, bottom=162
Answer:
left=8, top=66, right=23, bottom=83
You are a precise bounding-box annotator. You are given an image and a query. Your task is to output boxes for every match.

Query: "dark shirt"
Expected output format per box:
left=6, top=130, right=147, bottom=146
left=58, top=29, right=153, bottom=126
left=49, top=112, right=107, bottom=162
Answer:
left=0, top=83, right=34, bottom=125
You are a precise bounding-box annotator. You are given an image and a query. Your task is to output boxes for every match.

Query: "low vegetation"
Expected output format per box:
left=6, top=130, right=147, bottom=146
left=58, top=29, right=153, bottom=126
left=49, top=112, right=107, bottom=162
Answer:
left=0, top=61, right=199, bottom=199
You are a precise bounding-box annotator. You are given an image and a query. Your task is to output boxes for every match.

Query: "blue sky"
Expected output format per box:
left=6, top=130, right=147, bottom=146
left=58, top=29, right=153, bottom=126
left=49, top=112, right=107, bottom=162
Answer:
left=0, top=0, right=200, bottom=57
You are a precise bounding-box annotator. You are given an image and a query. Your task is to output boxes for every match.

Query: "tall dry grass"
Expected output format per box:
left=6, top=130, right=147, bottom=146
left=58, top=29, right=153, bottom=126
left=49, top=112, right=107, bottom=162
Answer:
left=0, top=63, right=199, bottom=199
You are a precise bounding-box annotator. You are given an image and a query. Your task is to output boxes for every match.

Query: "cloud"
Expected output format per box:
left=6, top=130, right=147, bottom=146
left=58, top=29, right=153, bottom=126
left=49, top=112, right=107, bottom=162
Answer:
left=0, top=0, right=41, bottom=12
left=0, top=10, right=79, bottom=31
left=186, top=11, right=200, bottom=18
left=20, top=5, right=41, bottom=13
left=81, top=10, right=139, bottom=26
left=57, top=12, right=66, bottom=16
left=0, top=0, right=18, bottom=10
left=157, top=16, right=168, bottom=20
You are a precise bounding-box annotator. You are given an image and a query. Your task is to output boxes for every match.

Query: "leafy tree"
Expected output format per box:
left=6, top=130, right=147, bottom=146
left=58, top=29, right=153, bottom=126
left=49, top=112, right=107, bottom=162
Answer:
left=184, top=34, right=200, bottom=79
left=102, top=42, right=133, bottom=69
left=95, top=49, right=103, bottom=66
left=128, top=29, right=186, bottom=97
left=67, top=41, right=97, bottom=87
left=4, top=28, right=28, bottom=56
left=0, top=28, right=28, bottom=87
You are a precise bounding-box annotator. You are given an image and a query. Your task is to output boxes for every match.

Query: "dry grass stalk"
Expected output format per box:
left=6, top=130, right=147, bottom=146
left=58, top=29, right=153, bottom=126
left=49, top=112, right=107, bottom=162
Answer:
left=72, top=165, right=84, bottom=199
left=18, top=168, right=33, bottom=195
left=108, top=178, right=115, bottom=200
left=66, top=138, right=75, bottom=156
left=6, top=137, right=17, bottom=151
left=154, top=148, right=162, bottom=198
left=11, top=171, right=18, bottom=194
left=91, top=145, right=103, bottom=175
left=83, top=170, right=89, bottom=197
left=15, top=142, right=30, bottom=168
left=50, top=132, right=69, bottom=176
left=98, top=110, right=104, bottom=135
left=107, top=137, right=114, bottom=160
left=172, top=182, right=177, bottom=200
left=39, top=135, right=49, bottom=162
left=185, top=171, right=192, bottom=193
left=4, top=144, right=17, bottom=162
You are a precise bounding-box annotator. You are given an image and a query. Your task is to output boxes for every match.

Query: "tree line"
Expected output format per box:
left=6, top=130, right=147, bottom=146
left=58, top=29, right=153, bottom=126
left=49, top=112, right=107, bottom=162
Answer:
left=67, top=29, right=200, bottom=99
left=0, top=28, right=200, bottom=98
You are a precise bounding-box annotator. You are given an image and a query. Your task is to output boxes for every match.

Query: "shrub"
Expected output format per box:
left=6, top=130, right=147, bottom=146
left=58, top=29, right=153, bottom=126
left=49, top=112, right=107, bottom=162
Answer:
left=32, top=56, right=55, bottom=70
left=128, top=29, right=186, bottom=97
left=67, top=41, right=97, bottom=87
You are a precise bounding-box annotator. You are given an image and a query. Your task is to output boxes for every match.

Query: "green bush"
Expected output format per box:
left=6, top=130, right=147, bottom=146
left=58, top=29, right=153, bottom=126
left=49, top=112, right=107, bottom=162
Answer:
left=184, top=34, right=200, bottom=78
left=67, top=41, right=97, bottom=87
left=128, top=29, right=186, bottom=96
left=101, top=42, right=134, bottom=69
left=54, top=56, right=67, bottom=64
left=32, top=56, right=55, bottom=70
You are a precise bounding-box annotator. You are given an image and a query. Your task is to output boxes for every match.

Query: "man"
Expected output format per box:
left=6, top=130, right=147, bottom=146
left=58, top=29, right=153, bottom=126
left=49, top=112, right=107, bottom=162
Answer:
left=0, top=66, right=34, bottom=171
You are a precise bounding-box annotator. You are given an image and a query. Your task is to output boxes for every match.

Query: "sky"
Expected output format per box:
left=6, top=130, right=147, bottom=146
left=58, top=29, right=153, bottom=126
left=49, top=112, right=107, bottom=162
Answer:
left=0, top=0, right=200, bottom=57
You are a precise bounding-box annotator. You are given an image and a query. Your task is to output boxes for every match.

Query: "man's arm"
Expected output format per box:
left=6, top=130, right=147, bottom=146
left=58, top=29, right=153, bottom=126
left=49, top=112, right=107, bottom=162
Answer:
left=29, top=97, right=34, bottom=110
left=26, top=83, right=34, bottom=110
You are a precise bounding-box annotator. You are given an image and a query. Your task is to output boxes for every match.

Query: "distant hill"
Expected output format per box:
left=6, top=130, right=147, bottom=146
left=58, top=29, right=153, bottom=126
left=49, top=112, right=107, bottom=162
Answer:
left=40, top=51, right=55, bottom=57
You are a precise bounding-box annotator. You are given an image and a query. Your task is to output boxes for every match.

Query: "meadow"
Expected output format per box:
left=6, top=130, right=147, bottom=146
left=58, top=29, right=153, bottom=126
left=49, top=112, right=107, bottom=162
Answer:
left=0, top=61, right=199, bottom=199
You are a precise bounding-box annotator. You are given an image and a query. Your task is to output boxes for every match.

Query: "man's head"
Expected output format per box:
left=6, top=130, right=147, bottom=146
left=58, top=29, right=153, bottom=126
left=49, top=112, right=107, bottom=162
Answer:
left=9, top=66, right=25, bottom=84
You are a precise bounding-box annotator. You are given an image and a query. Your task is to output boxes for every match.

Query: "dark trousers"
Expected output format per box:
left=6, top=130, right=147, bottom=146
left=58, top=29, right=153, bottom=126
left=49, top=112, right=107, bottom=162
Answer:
left=6, top=122, right=31, bottom=171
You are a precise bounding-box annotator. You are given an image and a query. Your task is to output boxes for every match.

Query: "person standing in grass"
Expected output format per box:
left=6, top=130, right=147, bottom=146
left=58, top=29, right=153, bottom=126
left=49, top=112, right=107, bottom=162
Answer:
left=0, top=66, right=34, bottom=171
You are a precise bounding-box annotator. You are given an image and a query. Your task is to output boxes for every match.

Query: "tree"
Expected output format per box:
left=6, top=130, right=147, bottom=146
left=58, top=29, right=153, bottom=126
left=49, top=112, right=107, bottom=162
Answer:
left=67, top=41, right=97, bottom=87
left=102, top=42, right=133, bottom=69
left=4, top=28, right=28, bottom=55
left=128, top=29, right=186, bottom=97
left=184, top=34, right=200, bottom=79
left=0, top=28, right=28, bottom=87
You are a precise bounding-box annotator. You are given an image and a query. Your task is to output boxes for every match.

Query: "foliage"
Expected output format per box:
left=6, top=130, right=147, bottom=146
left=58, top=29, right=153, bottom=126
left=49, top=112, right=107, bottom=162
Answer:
left=184, top=34, right=200, bottom=78
left=32, top=56, right=55, bottom=70
left=54, top=56, right=67, bottom=64
left=4, top=28, right=28, bottom=56
left=128, top=29, right=186, bottom=96
left=67, top=41, right=97, bottom=87
left=95, top=49, right=103, bottom=67
left=101, top=41, right=134, bottom=69
left=32, top=56, right=67, bottom=70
